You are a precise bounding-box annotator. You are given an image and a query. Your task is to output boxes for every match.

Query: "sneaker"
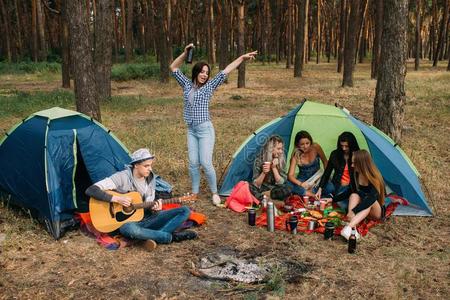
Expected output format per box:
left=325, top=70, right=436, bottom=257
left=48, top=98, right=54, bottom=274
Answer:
left=143, top=239, right=157, bottom=251
left=340, top=225, right=351, bottom=240
left=212, top=194, right=221, bottom=206
left=172, top=230, right=198, bottom=242
left=340, top=225, right=361, bottom=241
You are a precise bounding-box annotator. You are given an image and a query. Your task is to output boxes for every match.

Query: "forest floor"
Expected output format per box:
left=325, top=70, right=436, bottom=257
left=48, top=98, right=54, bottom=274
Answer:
left=0, top=60, right=449, bottom=299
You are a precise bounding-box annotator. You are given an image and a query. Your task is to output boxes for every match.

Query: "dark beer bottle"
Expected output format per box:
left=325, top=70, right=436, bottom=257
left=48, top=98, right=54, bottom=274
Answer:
left=348, top=228, right=357, bottom=254
left=186, top=46, right=194, bottom=64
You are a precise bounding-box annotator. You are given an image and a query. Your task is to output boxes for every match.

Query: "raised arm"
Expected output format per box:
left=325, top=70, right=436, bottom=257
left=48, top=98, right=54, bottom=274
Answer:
left=170, top=43, right=193, bottom=72
left=223, top=51, right=258, bottom=75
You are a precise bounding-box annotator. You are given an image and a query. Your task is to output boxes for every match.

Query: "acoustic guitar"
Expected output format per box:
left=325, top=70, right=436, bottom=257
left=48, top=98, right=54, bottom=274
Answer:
left=89, top=191, right=195, bottom=233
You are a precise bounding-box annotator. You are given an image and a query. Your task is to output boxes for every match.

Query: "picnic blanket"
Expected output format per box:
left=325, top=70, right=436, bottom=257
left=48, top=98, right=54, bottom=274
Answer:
left=77, top=204, right=206, bottom=250
left=255, top=194, right=408, bottom=237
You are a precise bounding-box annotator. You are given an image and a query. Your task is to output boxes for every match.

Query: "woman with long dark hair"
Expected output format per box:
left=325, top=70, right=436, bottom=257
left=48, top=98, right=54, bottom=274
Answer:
left=170, top=44, right=257, bottom=206
left=315, top=131, right=360, bottom=210
left=287, top=130, right=327, bottom=196
left=324, top=150, right=386, bottom=240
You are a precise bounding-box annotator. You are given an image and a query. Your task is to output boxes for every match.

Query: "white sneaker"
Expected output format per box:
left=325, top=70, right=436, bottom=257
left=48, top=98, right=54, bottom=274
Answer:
left=340, top=225, right=351, bottom=240
left=212, top=194, right=221, bottom=206
left=341, top=225, right=361, bottom=241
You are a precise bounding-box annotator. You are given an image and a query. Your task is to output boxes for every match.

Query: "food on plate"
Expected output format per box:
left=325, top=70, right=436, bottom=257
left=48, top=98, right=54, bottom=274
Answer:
left=328, top=211, right=343, bottom=218
left=309, top=210, right=323, bottom=219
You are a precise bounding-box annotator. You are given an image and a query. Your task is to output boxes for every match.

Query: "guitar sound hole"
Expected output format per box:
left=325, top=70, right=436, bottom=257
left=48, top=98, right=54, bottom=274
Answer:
left=123, top=206, right=134, bottom=214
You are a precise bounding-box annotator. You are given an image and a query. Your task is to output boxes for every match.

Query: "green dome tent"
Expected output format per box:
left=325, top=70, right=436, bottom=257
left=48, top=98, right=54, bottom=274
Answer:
left=219, top=100, right=432, bottom=216
left=0, top=107, right=171, bottom=239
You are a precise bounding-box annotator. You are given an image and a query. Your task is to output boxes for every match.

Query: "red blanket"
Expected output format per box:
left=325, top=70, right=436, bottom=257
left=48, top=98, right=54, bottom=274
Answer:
left=255, top=195, right=405, bottom=236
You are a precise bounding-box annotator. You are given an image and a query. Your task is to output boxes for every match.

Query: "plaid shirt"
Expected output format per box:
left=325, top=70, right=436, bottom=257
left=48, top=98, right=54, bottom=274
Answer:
left=172, top=69, right=227, bottom=126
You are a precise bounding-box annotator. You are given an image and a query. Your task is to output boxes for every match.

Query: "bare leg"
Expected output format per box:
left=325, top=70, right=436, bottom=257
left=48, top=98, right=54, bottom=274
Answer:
left=348, top=201, right=382, bottom=228
left=348, top=207, right=371, bottom=228
left=346, top=193, right=361, bottom=220
left=368, top=201, right=382, bottom=220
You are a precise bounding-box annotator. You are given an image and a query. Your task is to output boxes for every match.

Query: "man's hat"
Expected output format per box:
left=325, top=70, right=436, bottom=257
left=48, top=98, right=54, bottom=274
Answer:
left=130, top=148, right=154, bottom=165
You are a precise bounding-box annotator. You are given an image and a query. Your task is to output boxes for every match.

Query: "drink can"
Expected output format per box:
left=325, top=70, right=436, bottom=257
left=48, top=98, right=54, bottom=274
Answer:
left=307, top=220, right=316, bottom=231
left=186, top=47, right=194, bottom=64
left=248, top=208, right=256, bottom=226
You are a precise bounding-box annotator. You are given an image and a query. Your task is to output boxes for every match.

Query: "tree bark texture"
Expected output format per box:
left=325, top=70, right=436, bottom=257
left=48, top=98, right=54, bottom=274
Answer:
left=125, top=0, right=134, bottom=62
left=36, top=0, right=47, bottom=60
left=59, top=0, right=70, bottom=88
left=66, top=0, right=102, bottom=122
left=371, top=0, right=383, bottom=78
left=237, top=1, right=245, bottom=88
left=373, top=0, right=408, bottom=144
left=337, top=0, right=346, bottom=72
left=433, top=0, right=449, bottom=66
left=0, top=0, right=12, bottom=62
left=294, top=0, right=307, bottom=77
left=94, top=0, right=113, bottom=101
left=415, top=0, right=421, bottom=70
left=152, top=0, right=170, bottom=83
left=342, top=0, right=360, bottom=87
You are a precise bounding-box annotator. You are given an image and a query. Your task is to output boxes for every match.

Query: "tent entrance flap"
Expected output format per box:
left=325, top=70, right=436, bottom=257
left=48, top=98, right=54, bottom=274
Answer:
left=74, top=140, right=92, bottom=213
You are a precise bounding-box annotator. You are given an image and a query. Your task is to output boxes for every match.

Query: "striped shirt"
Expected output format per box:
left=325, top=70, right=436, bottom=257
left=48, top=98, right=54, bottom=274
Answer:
left=171, top=68, right=227, bottom=126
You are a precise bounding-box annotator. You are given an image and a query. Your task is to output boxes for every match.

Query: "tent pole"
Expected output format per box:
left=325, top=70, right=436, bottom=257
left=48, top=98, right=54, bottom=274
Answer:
left=421, top=178, right=438, bottom=217
left=217, top=158, right=232, bottom=190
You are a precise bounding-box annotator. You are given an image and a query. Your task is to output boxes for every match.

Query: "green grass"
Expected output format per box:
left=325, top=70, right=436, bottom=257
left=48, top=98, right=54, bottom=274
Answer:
left=107, top=95, right=179, bottom=112
left=111, top=63, right=190, bottom=81
left=0, top=89, right=74, bottom=119
left=0, top=62, right=61, bottom=75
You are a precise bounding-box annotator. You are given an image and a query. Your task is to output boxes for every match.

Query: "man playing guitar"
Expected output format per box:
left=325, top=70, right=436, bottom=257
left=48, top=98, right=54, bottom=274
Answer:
left=85, top=148, right=197, bottom=251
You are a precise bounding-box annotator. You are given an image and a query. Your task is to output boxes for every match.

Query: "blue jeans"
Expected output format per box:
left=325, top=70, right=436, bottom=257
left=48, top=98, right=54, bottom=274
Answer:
left=187, top=121, right=217, bottom=194
left=324, top=183, right=350, bottom=212
left=288, top=164, right=320, bottom=196
left=119, top=207, right=190, bottom=244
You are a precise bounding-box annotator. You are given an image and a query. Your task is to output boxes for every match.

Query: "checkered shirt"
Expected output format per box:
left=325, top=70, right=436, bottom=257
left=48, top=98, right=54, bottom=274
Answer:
left=172, top=68, right=227, bottom=126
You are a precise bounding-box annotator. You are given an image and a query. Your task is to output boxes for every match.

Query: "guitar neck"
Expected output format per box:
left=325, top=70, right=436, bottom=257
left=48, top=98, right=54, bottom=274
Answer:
left=132, top=198, right=182, bottom=210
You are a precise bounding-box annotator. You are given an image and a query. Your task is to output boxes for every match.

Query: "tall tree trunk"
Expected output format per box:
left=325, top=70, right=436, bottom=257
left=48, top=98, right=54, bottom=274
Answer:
left=415, top=0, right=421, bottom=70
left=342, top=0, right=360, bottom=87
left=152, top=0, right=170, bottom=82
left=337, top=0, right=346, bottom=72
left=36, top=0, right=47, bottom=60
left=433, top=0, right=449, bottom=66
left=125, top=0, right=134, bottom=62
left=219, top=0, right=230, bottom=71
left=113, top=4, right=120, bottom=61
left=371, top=0, right=383, bottom=78
left=373, top=0, right=408, bottom=143
left=66, top=0, right=101, bottom=122
left=430, top=0, right=438, bottom=61
left=304, top=0, right=309, bottom=64
left=356, top=0, right=369, bottom=63
left=13, top=0, right=23, bottom=59
left=59, top=0, right=70, bottom=88
left=316, top=0, right=321, bottom=64
left=237, top=1, right=245, bottom=88
left=31, top=0, right=38, bottom=62
left=294, top=0, right=307, bottom=77
left=94, top=0, right=113, bottom=101
left=207, top=0, right=216, bottom=64
left=286, top=0, right=293, bottom=68
left=0, top=0, right=12, bottom=62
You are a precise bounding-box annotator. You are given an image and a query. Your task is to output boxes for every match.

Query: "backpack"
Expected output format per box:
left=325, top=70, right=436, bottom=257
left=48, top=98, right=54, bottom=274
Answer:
left=225, top=181, right=260, bottom=212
